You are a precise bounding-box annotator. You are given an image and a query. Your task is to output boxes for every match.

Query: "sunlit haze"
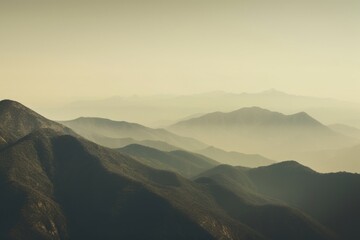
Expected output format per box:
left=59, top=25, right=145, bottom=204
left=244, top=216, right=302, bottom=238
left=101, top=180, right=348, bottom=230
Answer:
left=1, top=0, right=360, bottom=107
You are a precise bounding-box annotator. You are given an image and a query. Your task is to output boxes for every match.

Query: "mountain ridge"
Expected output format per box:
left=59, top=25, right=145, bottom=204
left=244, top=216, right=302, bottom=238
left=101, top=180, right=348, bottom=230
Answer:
left=60, top=117, right=208, bottom=151
left=169, top=107, right=358, bottom=163
left=0, top=99, right=338, bottom=240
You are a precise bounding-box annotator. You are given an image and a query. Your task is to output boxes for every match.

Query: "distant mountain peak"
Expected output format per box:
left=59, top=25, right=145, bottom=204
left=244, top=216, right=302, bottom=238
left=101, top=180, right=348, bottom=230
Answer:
left=172, top=106, right=324, bottom=128
left=256, top=160, right=316, bottom=174
left=230, top=106, right=276, bottom=114
left=259, top=89, right=289, bottom=95
left=67, top=117, right=143, bottom=128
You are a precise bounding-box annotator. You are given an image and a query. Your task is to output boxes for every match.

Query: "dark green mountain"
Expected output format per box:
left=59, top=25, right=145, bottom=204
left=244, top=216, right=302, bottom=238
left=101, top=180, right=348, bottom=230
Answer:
left=0, top=99, right=75, bottom=146
left=118, top=144, right=219, bottom=178
left=248, top=161, right=360, bottom=240
left=0, top=100, right=337, bottom=240
left=197, top=161, right=360, bottom=240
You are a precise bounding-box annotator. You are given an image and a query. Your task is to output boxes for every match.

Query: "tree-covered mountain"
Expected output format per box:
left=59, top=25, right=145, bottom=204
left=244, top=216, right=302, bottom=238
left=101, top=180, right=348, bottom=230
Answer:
left=118, top=144, right=219, bottom=178
left=0, top=100, right=75, bottom=146
left=196, top=161, right=360, bottom=239
left=0, top=100, right=338, bottom=240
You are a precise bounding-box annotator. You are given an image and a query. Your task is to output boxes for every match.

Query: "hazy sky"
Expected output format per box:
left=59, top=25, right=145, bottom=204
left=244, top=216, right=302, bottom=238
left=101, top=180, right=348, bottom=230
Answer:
left=1, top=0, right=360, bottom=106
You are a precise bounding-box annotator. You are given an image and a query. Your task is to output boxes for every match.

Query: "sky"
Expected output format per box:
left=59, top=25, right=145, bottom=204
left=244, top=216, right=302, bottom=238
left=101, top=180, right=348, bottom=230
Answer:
left=1, top=0, right=360, bottom=106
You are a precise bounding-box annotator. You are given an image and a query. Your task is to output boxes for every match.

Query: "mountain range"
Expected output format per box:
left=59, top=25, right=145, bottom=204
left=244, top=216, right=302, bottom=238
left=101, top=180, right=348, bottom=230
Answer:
left=118, top=144, right=219, bottom=178
left=197, top=146, right=274, bottom=168
left=0, top=99, right=346, bottom=240
left=60, top=116, right=273, bottom=168
left=60, top=117, right=207, bottom=151
left=37, top=90, right=360, bottom=128
left=196, top=161, right=360, bottom=240
left=169, top=107, right=358, bottom=161
left=329, top=124, right=360, bottom=139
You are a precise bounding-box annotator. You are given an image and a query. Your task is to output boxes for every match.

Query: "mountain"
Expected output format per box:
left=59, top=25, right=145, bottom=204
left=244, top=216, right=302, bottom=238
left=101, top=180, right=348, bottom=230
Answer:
left=247, top=161, right=360, bottom=240
left=169, top=107, right=358, bottom=161
left=0, top=100, right=336, bottom=240
left=37, top=90, right=360, bottom=128
left=60, top=117, right=207, bottom=151
left=118, top=144, right=219, bottom=178
left=197, top=146, right=275, bottom=168
left=0, top=99, right=75, bottom=146
left=89, top=135, right=180, bottom=151
left=299, top=143, right=360, bottom=173
left=329, top=123, right=360, bottom=139
left=197, top=161, right=360, bottom=239
left=194, top=165, right=268, bottom=204
left=0, top=129, right=237, bottom=240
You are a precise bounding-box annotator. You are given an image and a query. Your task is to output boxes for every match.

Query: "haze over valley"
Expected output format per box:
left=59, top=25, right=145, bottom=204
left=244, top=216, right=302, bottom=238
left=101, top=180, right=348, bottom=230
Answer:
left=1, top=0, right=360, bottom=239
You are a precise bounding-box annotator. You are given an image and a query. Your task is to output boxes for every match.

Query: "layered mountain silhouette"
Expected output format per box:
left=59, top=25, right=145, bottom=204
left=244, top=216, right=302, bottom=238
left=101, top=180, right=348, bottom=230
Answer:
left=196, top=161, right=360, bottom=240
left=248, top=161, right=360, bottom=240
left=44, top=90, right=360, bottom=128
left=299, top=143, right=360, bottom=173
left=61, top=117, right=272, bottom=167
left=329, top=123, right=360, bottom=139
left=118, top=144, right=219, bottom=178
left=197, top=146, right=274, bottom=168
left=91, top=136, right=180, bottom=151
left=60, top=117, right=207, bottom=151
left=0, top=100, right=339, bottom=240
left=169, top=107, right=358, bottom=161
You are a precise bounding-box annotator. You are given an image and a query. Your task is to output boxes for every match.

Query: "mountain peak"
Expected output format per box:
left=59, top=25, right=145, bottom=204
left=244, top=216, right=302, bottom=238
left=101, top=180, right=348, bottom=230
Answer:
left=230, top=106, right=275, bottom=115
left=260, top=89, right=289, bottom=95
left=0, top=99, right=74, bottom=143
left=172, top=106, right=324, bottom=128
left=238, top=89, right=289, bottom=96
left=255, top=160, right=316, bottom=174
left=0, top=99, right=29, bottom=111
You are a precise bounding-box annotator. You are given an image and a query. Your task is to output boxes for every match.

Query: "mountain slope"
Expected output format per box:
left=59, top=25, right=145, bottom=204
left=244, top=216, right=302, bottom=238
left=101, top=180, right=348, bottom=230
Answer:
left=169, top=107, right=358, bottom=161
left=60, top=117, right=207, bottom=151
left=90, top=135, right=180, bottom=151
left=0, top=130, right=336, bottom=240
left=298, top=143, right=360, bottom=173
left=329, top=123, right=360, bottom=139
left=197, top=161, right=360, bottom=239
left=197, top=146, right=274, bottom=168
left=0, top=130, right=232, bottom=240
left=194, top=165, right=266, bottom=204
left=195, top=177, right=334, bottom=240
left=0, top=100, right=337, bottom=240
left=0, top=99, right=75, bottom=145
left=247, top=161, right=360, bottom=240
left=118, top=144, right=219, bottom=178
